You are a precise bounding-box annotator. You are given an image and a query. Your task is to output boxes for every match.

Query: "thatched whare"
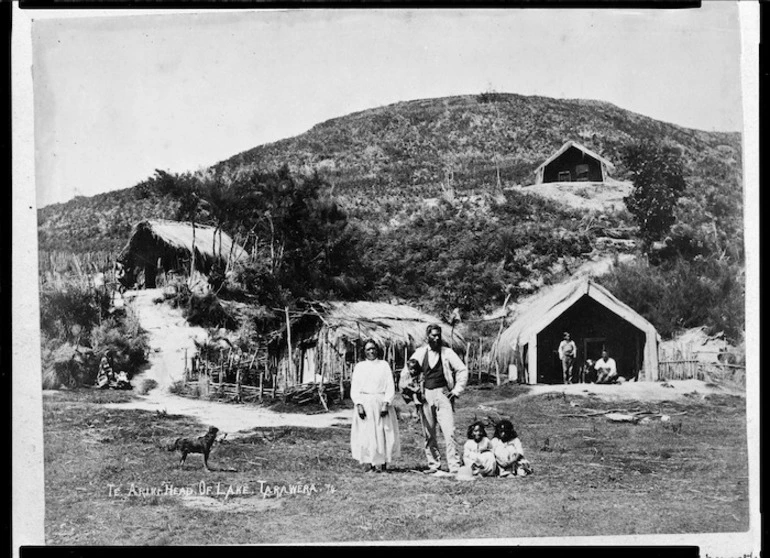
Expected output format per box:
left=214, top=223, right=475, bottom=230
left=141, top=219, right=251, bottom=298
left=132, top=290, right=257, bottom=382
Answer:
left=117, top=219, right=248, bottom=288
left=533, top=140, right=615, bottom=184
left=492, top=278, right=660, bottom=384
left=274, top=301, right=467, bottom=388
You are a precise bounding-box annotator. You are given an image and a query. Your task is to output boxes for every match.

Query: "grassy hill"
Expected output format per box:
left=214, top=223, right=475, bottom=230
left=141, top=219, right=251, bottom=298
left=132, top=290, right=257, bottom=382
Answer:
left=38, top=92, right=741, bottom=254
left=36, top=92, right=744, bottom=334
left=214, top=93, right=741, bottom=221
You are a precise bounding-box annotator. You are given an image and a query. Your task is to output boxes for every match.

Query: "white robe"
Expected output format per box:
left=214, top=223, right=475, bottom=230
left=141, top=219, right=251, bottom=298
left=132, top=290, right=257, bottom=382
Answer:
left=463, top=437, right=497, bottom=476
left=491, top=436, right=525, bottom=469
left=350, top=359, right=401, bottom=466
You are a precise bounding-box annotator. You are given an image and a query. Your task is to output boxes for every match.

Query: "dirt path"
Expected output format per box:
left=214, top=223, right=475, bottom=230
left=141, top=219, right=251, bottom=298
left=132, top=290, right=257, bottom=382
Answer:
left=104, top=288, right=351, bottom=436
left=522, top=379, right=745, bottom=402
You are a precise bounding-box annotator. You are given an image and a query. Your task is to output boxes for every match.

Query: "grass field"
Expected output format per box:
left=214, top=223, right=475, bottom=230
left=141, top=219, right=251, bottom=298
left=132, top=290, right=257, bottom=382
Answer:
left=43, top=384, right=749, bottom=544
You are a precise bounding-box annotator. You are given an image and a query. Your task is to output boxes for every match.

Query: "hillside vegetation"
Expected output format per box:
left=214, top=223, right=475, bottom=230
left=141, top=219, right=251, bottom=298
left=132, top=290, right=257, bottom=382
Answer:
left=37, top=92, right=744, bottom=341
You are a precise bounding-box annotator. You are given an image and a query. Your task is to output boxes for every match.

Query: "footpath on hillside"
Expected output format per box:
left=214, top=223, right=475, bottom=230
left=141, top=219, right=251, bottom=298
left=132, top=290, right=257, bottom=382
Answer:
left=104, top=288, right=351, bottom=436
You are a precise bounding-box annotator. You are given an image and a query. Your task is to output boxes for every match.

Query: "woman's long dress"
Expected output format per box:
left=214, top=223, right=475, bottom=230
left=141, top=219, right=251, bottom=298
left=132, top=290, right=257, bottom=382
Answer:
left=350, top=359, right=401, bottom=466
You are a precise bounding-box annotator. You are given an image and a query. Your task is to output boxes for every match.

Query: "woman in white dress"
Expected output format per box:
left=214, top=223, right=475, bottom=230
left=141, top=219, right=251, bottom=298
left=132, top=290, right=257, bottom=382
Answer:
left=350, top=339, right=401, bottom=473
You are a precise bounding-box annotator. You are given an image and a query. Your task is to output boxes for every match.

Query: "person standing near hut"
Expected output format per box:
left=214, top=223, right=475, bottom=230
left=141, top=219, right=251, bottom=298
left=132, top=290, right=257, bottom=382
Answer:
left=350, top=339, right=401, bottom=473
left=558, top=332, right=577, bottom=384
left=401, top=324, right=468, bottom=475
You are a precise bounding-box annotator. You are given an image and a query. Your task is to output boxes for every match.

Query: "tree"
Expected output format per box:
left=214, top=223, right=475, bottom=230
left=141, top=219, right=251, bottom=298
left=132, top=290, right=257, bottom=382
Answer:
left=622, top=140, right=686, bottom=247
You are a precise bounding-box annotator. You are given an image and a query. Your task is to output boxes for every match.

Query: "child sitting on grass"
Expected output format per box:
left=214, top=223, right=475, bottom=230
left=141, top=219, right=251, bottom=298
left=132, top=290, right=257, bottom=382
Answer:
left=400, top=359, right=425, bottom=407
left=462, top=421, right=497, bottom=477
left=491, top=419, right=533, bottom=477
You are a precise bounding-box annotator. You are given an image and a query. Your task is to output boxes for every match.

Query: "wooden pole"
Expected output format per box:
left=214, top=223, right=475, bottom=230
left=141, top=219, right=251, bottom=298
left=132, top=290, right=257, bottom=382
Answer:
left=219, top=350, right=224, bottom=393
left=318, top=354, right=329, bottom=412
left=494, top=293, right=512, bottom=386
left=284, top=306, right=292, bottom=402
left=476, top=337, right=484, bottom=383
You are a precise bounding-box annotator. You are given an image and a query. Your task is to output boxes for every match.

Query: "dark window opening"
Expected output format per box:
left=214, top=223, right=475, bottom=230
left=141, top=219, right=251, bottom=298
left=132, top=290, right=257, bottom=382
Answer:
left=575, top=164, right=590, bottom=181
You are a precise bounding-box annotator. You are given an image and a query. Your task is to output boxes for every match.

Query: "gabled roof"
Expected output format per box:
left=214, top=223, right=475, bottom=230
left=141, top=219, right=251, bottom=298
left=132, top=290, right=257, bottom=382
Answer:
left=494, top=278, right=659, bottom=354
left=534, top=140, right=616, bottom=175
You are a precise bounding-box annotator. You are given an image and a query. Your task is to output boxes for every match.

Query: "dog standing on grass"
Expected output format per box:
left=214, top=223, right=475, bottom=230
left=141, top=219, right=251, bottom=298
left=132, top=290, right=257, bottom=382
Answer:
left=167, top=426, right=219, bottom=471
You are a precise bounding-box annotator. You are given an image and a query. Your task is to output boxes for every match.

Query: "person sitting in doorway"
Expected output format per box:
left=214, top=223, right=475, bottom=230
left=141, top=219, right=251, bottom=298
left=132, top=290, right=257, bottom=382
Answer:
left=594, top=350, right=619, bottom=384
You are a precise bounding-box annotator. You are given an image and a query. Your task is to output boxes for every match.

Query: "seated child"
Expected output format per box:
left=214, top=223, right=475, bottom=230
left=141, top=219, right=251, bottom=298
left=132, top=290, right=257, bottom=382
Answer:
left=400, top=358, right=425, bottom=407
left=115, top=370, right=132, bottom=390
left=462, top=421, right=497, bottom=477
left=491, top=419, right=533, bottom=477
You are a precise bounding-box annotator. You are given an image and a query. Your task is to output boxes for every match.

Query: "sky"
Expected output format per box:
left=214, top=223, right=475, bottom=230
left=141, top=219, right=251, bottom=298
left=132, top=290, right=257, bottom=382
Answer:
left=30, top=4, right=744, bottom=207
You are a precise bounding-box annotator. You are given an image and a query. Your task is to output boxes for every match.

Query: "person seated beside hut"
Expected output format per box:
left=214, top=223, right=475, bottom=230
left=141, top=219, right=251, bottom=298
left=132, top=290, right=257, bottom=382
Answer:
left=96, top=354, right=116, bottom=389
left=115, top=370, right=132, bottom=390
left=594, top=350, right=619, bottom=384
left=400, top=358, right=425, bottom=407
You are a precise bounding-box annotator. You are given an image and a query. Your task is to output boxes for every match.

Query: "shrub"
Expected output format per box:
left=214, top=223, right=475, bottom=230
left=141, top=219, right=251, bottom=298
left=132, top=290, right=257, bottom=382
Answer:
left=41, top=343, right=97, bottom=389
left=596, top=257, right=744, bottom=343
left=168, top=380, right=187, bottom=395
left=138, top=378, right=158, bottom=395
left=40, top=281, right=149, bottom=388
left=186, top=292, right=238, bottom=330
left=39, top=284, right=111, bottom=342
left=90, top=314, right=150, bottom=378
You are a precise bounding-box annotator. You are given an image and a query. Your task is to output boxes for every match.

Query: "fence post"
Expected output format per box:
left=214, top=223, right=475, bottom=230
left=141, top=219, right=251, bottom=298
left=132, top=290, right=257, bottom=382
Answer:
left=476, top=337, right=484, bottom=384
left=284, top=306, right=292, bottom=402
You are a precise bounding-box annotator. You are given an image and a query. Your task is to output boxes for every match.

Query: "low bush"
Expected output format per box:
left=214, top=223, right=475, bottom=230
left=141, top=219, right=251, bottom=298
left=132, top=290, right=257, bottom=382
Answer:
left=40, top=282, right=150, bottom=388
left=168, top=380, right=186, bottom=395
left=186, top=292, right=238, bottom=330
left=138, top=378, right=158, bottom=395
left=596, top=257, right=744, bottom=343
left=160, top=280, right=238, bottom=330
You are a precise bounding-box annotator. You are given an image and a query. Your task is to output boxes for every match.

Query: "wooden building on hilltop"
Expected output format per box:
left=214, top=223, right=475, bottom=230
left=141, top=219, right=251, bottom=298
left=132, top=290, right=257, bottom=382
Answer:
left=533, top=140, right=615, bottom=184
left=117, top=219, right=248, bottom=289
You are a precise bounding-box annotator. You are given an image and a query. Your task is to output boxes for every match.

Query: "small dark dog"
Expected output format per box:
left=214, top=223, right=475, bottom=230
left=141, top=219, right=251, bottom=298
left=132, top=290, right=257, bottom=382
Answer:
left=167, top=426, right=219, bottom=470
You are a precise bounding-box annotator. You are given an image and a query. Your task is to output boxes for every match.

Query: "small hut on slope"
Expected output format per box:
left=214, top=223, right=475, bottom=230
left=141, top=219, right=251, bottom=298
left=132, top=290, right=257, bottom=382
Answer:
left=117, top=219, right=248, bottom=288
left=533, top=140, right=615, bottom=184
left=275, top=301, right=467, bottom=387
left=492, top=278, right=660, bottom=384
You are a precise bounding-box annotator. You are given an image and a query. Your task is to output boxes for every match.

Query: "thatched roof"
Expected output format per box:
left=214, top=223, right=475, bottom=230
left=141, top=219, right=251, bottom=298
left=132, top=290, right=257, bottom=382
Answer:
left=317, top=301, right=466, bottom=353
left=492, top=278, right=660, bottom=384
left=494, top=278, right=658, bottom=357
left=534, top=140, right=615, bottom=175
left=119, top=219, right=248, bottom=266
